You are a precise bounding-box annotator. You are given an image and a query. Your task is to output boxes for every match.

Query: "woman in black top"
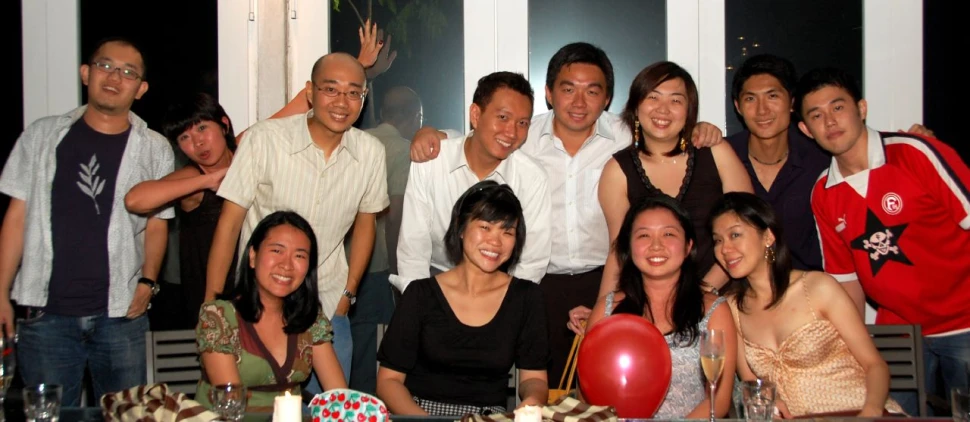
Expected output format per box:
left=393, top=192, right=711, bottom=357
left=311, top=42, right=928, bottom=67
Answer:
left=124, top=93, right=237, bottom=326
left=377, top=181, right=549, bottom=416
left=597, top=62, right=752, bottom=299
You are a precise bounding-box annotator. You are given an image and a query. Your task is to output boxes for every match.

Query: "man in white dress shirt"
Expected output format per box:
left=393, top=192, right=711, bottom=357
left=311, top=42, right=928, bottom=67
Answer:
left=390, top=71, right=552, bottom=291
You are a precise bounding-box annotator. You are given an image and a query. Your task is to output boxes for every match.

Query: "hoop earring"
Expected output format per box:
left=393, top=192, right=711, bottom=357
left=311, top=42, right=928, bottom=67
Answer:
left=765, top=245, right=776, bottom=264
left=679, top=137, right=687, bottom=152
left=634, top=119, right=641, bottom=148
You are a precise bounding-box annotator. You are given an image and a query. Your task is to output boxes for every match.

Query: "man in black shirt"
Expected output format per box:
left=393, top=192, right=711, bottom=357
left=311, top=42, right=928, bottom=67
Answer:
left=0, top=37, right=173, bottom=406
left=725, top=54, right=829, bottom=272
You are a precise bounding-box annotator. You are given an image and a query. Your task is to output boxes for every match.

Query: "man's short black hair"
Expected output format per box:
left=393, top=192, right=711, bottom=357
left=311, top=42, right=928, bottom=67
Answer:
left=793, top=67, right=863, bottom=118
left=471, top=71, right=534, bottom=110
left=545, top=42, right=615, bottom=106
left=731, top=54, right=797, bottom=102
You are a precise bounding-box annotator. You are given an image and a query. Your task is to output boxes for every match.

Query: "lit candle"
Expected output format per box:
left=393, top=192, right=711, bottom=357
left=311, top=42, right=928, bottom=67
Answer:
left=513, top=405, right=543, bottom=422
left=273, top=390, right=302, bottom=421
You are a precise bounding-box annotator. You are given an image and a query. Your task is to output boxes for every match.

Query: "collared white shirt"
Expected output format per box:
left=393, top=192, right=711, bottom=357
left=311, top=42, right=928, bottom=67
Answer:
left=218, top=112, right=389, bottom=317
left=390, top=136, right=552, bottom=291
left=520, top=111, right=632, bottom=274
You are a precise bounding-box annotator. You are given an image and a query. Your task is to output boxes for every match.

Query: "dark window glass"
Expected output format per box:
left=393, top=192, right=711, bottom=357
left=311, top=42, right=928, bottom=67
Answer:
left=725, top=0, right=862, bottom=135
left=924, top=0, right=968, bottom=160
left=1, top=0, right=23, bottom=216
left=330, top=0, right=464, bottom=132
left=80, top=0, right=219, bottom=132
left=529, top=0, right=666, bottom=115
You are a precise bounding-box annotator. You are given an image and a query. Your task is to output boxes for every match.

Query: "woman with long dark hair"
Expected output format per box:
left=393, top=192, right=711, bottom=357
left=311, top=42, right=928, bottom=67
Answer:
left=587, top=195, right=736, bottom=418
left=377, top=181, right=549, bottom=416
left=710, top=192, right=900, bottom=417
left=196, top=211, right=346, bottom=412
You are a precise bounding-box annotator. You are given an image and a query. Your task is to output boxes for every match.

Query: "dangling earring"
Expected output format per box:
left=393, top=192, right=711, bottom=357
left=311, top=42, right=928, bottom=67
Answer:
left=634, top=119, right=641, bottom=148
left=765, top=245, right=776, bottom=264
left=679, top=137, right=687, bottom=152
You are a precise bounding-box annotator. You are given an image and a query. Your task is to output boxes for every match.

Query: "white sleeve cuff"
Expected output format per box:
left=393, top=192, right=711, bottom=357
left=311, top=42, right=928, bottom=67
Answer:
left=960, top=215, right=970, bottom=230
left=441, top=129, right=464, bottom=139
left=830, top=272, right=858, bottom=283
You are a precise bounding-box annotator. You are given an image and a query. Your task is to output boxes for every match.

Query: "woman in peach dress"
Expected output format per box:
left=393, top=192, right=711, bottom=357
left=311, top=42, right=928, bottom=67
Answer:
left=710, top=192, right=902, bottom=417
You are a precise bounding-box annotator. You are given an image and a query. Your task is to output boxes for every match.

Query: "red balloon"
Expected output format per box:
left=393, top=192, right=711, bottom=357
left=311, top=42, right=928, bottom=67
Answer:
left=577, top=314, right=672, bottom=418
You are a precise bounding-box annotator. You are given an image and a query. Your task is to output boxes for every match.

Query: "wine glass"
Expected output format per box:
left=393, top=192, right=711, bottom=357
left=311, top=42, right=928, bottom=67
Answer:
left=209, top=383, right=247, bottom=421
left=700, top=329, right=725, bottom=422
left=0, top=335, right=15, bottom=421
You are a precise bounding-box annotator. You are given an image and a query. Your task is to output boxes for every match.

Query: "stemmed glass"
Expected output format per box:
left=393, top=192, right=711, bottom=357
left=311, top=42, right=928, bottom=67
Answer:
left=209, top=383, right=247, bottom=421
left=700, top=329, right=725, bottom=422
left=0, top=335, right=15, bottom=421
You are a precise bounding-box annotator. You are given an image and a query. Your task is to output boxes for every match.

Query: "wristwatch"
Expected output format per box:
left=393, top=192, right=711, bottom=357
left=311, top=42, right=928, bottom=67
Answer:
left=342, top=289, right=357, bottom=305
left=138, top=277, right=161, bottom=297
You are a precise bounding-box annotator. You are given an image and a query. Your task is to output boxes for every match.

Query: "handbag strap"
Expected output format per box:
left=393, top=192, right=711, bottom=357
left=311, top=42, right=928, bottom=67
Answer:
left=557, top=324, right=585, bottom=392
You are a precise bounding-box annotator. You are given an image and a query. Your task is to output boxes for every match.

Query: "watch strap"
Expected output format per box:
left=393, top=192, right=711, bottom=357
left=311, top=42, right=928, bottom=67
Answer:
left=342, top=289, right=356, bottom=305
left=138, top=277, right=160, bottom=296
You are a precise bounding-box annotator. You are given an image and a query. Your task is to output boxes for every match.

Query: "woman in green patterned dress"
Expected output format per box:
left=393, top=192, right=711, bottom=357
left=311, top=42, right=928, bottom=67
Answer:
left=195, top=211, right=347, bottom=411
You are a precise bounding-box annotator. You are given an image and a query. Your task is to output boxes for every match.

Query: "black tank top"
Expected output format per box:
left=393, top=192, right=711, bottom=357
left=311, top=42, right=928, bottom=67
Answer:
left=612, top=146, right=722, bottom=275
left=178, top=163, right=236, bottom=324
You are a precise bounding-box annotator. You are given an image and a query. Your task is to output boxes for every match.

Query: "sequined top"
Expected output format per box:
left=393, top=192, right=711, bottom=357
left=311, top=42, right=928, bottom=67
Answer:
left=605, top=292, right=726, bottom=418
left=727, top=276, right=903, bottom=417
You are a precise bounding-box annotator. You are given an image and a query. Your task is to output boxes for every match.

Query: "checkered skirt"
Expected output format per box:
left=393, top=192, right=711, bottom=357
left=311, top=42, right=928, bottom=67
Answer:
left=413, top=396, right=507, bottom=416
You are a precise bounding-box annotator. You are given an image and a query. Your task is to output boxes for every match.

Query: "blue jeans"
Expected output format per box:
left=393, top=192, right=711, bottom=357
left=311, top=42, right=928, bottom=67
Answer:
left=349, top=271, right=396, bottom=395
left=304, top=314, right=352, bottom=400
left=18, top=311, right=149, bottom=406
left=891, top=330, right=970, bottom=416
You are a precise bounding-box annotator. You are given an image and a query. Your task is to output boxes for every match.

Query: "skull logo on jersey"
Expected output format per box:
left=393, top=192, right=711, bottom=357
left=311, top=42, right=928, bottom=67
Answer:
left=850, top=209, right=912, bottom=276
left=861, top=229, right=899, bottom=260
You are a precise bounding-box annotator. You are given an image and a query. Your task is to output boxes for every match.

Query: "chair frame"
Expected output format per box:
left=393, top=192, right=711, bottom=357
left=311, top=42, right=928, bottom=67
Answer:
left=144, top=329, right=202, bottom=397
left=867, top=324, right=927, bottom=417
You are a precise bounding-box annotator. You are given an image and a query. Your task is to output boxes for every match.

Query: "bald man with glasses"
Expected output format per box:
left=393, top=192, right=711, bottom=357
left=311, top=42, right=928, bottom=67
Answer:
left=206, top=52, right=389, bottom=386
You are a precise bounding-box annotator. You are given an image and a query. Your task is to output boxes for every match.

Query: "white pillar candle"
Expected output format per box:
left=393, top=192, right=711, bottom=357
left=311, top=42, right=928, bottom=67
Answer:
left=513, top=405, right=543, bottom=422
left=273, top=390, right=302, bottom=421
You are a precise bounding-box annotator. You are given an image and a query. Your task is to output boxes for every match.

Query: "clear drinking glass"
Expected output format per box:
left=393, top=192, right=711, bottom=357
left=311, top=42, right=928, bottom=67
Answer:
left=23, top=384, right=62, bottom=422
left=953, top=388, right=970, bottom=422
left=0, top=336, right=15, bottom=421
left=0, top=338, right=15, bottom=397
left=700, top=329, right=726, bottom=422
left=209, top=383, right=247, bottom=422
left=741, top=379, right=776, bottom=421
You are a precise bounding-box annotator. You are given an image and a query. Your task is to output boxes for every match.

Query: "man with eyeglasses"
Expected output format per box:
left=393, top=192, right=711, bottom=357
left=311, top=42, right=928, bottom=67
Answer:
left=207, top=52, right=389, bottom=385
left=0, top=37, right=173, bottom=406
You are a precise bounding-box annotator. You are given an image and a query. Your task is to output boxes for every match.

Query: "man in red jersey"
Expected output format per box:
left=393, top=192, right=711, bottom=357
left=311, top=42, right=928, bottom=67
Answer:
left=797, top=67, right=970, bottom=416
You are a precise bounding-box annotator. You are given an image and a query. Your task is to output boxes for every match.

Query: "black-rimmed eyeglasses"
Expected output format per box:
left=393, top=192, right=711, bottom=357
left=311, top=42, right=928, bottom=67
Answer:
left=91, top=61, right=142, bottom=81
left=313, top=83, right=367, bottom=101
